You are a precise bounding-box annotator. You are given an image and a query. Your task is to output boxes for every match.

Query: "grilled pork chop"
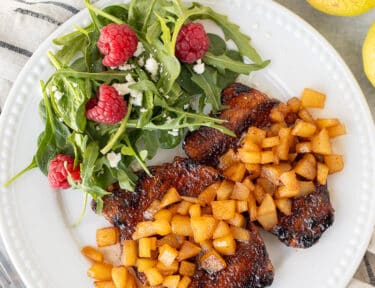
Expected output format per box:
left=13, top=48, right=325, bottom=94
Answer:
left=183, top=83, right=279, bottom=166
left=273, top=182, right=334, bottom=248
left=97, top=157, right=274, bottom=287
left=183, top=83, right=334, bottom=248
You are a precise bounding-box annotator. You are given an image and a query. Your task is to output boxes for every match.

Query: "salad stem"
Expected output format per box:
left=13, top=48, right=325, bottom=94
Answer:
left=73, top=192, right=89, bottom=227
left=48, top=52, right=62, bottom=70
left=84, top=0, right=124, bottom=25
left=100, top=103, right=133, bottom=155
left=3, top=160, right=37, bottom=188
left=124, top=136, right=151, bottom=176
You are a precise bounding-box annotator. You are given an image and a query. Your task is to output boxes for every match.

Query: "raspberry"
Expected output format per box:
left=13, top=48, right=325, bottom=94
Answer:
left=175, top=23, right=210, bottom=63
left=48, top=154, right=81, bottom=189
left=98, top=23, right=138, bottom=67
left=86, top=84, right=127, bottom=124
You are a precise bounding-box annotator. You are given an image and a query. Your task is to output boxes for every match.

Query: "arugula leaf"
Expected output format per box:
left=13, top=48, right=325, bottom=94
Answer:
left=101, top=103, right=133, bottom=155
left=155, top=13, right=173, bottom=55
left=159, top=129, right=184, bottom=149
left=207, top=33, right=227, bottom=56
left=177, top=65, right=202, bottom=95
left=54, top=69, right=130, bottom=82
left=98, top=4, right=129, bottom=26
left=190, top=66, right=222, bottom=112
left=49, top=77, right=90, bottom=133
left=188, top=3, right=267, bottom=65
left=139, top=130, right=159, bottom=159
left=35, top=81, right=73, bottom=174
left=78, top=142, right=110, bottom=213
left=204, top=52, right=270, bottom=74
left=54, top=35, right=87, bottom=66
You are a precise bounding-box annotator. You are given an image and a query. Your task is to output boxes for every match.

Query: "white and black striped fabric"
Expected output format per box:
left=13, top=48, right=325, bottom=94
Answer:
left=0, top=0, right=98, bottom=108
left=0, top=0, right=374, bottom=287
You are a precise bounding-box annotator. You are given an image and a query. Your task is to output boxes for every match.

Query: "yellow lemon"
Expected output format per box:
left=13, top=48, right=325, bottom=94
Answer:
left=363, top=22, right=375, bottom=87
left=307, top=0, right=375, bottom=16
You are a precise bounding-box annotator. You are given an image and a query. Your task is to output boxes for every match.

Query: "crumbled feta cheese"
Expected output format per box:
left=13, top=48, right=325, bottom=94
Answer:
left=145, top=55, right=159, bottom=80
left=51, top=85, right=58, bottom=92
left=58, top=117, right=64, bottom=122
left=112, top=83, right=130, bottom=96
left=95, top=125, right=101, bottom=131
left=183, top=104, right=189, bottom=110
left=72, top=82, right=78, bottom=88
left=113, top=74, right=143, bottom=106
left=167, top=129, right=179, bottom=136
left=140, top=108, right=147, bottom=113
left=138, top=56, right=145, bottom=67
left=134, top=42, right=145, bottom=57
left=130, top=89, right=143, bottom=106
left=118, top=63, right=135, bottom=71
left=193, top=59, right=205, bottom=74
left=164, top=94, right=170, bottom=99
left=126, top=74, right=135, bottom=83
left=106, top=152, right=122, bottom=168
left=54, top=91, right=64, bottom=101
left=159, top=88, right=164, bottom=93
left=166, top=116, right=173, bottom=123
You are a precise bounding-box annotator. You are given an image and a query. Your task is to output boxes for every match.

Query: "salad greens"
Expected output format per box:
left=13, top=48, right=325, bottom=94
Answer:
left=5, top=0, right=269, bottom=214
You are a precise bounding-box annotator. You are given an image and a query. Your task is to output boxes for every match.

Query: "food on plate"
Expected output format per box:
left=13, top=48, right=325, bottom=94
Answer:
left=82, top=81, right=345, bottom=285
left=363, top=22, right=375, bottom=87
left=185, top=83, right=345, bottom=247
left=4, top=0, right=347, bottom=284
left=183, top=83, right=279, bottom=166
left=89, top=157, right=273, bottom=287
left=307, top=0, right=375, bottom=16
left=5, top=0, right=270, bottom=217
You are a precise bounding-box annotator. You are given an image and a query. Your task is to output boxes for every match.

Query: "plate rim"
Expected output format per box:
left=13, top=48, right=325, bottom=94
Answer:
left=0, top=0, right=375, bottom=287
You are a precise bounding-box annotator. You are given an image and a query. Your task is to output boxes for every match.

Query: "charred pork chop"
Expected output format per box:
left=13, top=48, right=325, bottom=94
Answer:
left=96, top=157, right=274, bottom=287
left=183, top=83, right=334, bottom=248
left=184, top=84, right=279, bottom=167
left=272, top=182, right=334, bottom=248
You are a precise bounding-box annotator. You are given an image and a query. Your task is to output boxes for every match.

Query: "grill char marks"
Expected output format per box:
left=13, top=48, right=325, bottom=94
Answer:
left=272, top=183, right=334, bottom=248
left=190, top=223, right=274, bottom=288
left=98, top=157, right=274, bottom=287
left=183, top=83, right=278, bottom=166
left=183, top=83, right=334, bottom=248
left=98, top=157, right=221, bottom=240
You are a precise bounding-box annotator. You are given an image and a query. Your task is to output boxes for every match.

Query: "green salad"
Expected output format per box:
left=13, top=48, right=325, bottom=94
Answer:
left=6, top=0, right=269, bottom=214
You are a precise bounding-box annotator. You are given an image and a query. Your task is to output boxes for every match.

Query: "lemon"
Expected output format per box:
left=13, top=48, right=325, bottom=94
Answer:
left=363, top=22, right=375, bottom=87
left=307, top=0, right=375, bottom=16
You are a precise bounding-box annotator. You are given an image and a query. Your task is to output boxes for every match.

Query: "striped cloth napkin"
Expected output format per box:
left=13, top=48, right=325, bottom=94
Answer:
left=0, top=0, right=374, bottom=287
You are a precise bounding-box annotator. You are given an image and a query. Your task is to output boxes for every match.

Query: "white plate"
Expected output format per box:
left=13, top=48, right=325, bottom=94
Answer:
left=1, top=0, right=375, bottom=287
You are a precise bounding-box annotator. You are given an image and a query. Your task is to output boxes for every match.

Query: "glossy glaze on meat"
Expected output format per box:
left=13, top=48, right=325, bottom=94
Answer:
left=97, top=157, right=221, bottom=239
left=272, top=183, right=334, bottom=248
left=183, top=83, right=278, bottom=166
left=97, top=157, right=274, bottom=287
left=183, top=83, right=334, bottom=248
left=190, top=222, right=274, bottom=288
